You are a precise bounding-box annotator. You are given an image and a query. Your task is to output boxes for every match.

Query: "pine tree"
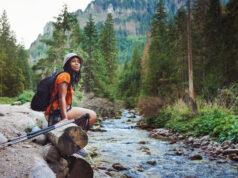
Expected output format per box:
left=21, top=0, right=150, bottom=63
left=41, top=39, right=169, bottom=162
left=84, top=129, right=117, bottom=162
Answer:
left=222, top=0, right=238, bottom=84
left=143, top=0, right=168, bottom=97
left=117, top=44, right=142, bottom=106
left=187, top=0, right=197, bottom=113
left=0, top=11, right=25, bottom=96
left=99, top=13, right=118, bottom=84
left=16, top=45, right=32, bottom=89
left=192, top=0, right=209, bottom=95
left=82, top=14, right=98, bottom=92
left=34, top=5, right=77, bottom=77
left=174, top=8, right=188, bottom=90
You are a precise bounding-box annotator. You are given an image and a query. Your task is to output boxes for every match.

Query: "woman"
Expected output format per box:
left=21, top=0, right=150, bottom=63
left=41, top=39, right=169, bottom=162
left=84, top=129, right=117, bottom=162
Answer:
left=45, top=53, right=97, bottom=156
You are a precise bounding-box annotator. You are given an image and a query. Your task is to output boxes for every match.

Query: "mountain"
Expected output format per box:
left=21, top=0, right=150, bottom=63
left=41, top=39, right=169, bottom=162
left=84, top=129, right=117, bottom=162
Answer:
left=28, top=0, right=229, bottom=65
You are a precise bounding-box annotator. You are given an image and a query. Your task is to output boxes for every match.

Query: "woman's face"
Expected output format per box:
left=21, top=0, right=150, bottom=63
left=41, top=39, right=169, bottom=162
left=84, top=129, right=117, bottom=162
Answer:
left=70, top=57, right=81, bottom=72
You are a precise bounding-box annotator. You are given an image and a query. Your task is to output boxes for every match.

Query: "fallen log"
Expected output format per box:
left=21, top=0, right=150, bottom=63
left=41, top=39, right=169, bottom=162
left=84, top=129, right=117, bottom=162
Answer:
left=67, top=154, right=93, bottom=178
left=47, top=123, right=88, bottom=156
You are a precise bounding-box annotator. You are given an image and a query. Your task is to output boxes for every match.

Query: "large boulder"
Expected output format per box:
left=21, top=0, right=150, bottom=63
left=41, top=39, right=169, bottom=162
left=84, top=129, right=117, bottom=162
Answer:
left=76, top=93, right=124, bottom=119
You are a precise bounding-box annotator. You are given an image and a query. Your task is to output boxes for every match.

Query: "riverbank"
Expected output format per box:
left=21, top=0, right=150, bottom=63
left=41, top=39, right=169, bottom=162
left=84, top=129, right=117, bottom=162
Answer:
left=149, top=128, right=238, bottom=163
left=134, top=101, right=238, bottom=163
left=86, top=110, right=238, bottom=178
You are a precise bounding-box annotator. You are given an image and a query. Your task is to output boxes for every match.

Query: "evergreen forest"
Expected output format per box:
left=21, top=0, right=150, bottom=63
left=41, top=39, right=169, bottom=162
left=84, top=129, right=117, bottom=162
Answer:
left=0, top=0, right=238, bottom=143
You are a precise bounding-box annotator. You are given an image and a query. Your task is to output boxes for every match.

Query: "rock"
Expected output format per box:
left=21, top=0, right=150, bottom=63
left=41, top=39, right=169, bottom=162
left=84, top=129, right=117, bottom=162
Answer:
left=22, top=144, right=32, bottom=148
left=139, top=141, right=146, bottom=144
left=77, top=93, right=124, bottom=119
left=201, top=135, right=210, bottom=141
left=120, top=174, right=131, bottom=178
left=128, top=115, right=136, bottom=118
left=187, top=136, right=194, bottom=144
left=28, top=155, right=56, bottom=178
left=0, top=112, right=4, bottom=116
left=112, top=163, right=128, bottom=171
left=201, top=140, right=209, bottom=146
left=170, top=140, right=176, bottom=144
left=42, top=144, right=60, bottom=163
left=189, top=154, right=203, bottom=160
left=135, top=166, right=144, bottom=172
left=178, top=135, right=185, bottom=140
left=0, top=132, right=7, bottom=143
left=89, top=151, right=98, bottom=157
left=12, top=101, right=22, bottom=105
left=221, top=140, right=232, bottom=148
left=32, top=134, right=48, bottom=145
left=223, top=149, right=238, bottom=155
left=217, top=159, right=228, bottom=164
left=192, top=138, right=201, bottom=148
left=176, top=151, right=183, bottom=156
left=229, top=155, right=238, bottom=162
left=146, top=160, right=156, bottom=165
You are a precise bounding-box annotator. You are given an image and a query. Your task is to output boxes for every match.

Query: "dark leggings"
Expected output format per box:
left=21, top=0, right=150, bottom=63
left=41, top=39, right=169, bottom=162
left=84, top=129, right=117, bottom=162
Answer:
left=48, top=107, right=71, bottom=126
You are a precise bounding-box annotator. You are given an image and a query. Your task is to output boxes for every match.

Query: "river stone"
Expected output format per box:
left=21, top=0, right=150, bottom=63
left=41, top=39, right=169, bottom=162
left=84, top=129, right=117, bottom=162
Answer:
left=139, top=141, right=146, bottom=144
left=223, top=149, right=238, bottom=155
left=112, top=163, right=128, bottom=171
left=147, top=160, right=156, bottom=165
left=12, top=101, right=22, bottom=105
left=229, top=155, right=238, bottom=161
left=176, top=151, right=183, bottom=156
left=135, top=166, right=144, bottom=172
left=0, top=132, right=7, bottom=143
left=217, top=159, right=228, bottom=164
left=32, top=134, right=48, bottom=145
left=29, top=155, right=56, bottom=178
left=189, top=154, right=203, bottom=160
left=221, top=140, right=232, bottom=148
left=187, top=136, right=194, bottom=144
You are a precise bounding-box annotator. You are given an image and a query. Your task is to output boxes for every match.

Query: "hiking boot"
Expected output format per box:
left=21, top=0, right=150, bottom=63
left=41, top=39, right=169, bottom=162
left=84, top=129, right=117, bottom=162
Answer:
left=77, top=148, right=88, bottom=157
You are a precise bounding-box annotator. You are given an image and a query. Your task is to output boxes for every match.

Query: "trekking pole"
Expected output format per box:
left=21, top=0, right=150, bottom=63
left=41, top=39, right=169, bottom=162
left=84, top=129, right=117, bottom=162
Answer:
left=0, top=113, right=90, bottom=150
left=0, top=125, right=56, bottom=145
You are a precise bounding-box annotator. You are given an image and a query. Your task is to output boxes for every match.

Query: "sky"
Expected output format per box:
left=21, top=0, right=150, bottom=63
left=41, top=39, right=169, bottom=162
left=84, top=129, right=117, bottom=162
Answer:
left=0, top=0, right=93, bottom=49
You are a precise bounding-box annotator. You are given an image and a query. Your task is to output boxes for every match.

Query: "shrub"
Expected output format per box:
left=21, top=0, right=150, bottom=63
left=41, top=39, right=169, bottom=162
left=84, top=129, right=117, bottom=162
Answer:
left=137, top=96, right=163, bottom=117
left=15, top=90, right=34, bottom=104
left=217, top=83, right=238, bottom=113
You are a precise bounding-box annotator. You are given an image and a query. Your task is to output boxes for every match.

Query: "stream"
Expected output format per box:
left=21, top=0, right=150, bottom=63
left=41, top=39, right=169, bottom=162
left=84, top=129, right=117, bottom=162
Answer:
left=88, top=110, right=238, bottom=178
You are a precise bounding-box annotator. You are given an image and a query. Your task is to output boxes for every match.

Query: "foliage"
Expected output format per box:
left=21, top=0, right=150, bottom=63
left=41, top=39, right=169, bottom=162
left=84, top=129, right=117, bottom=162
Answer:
left=0, top=11, right=32, bottom=97
left=15, top=90, right=34, bottom=104
left=137, top=96, right=163, bottom=117
left=0, top=97, right=15, bottom=104
left=117, top=44, right=143, bottom=107
left=33, top=4, right=78, bottom=79
left=147, top=100, right=238, bottom=143
left=217, top=83, right=238, bottom=113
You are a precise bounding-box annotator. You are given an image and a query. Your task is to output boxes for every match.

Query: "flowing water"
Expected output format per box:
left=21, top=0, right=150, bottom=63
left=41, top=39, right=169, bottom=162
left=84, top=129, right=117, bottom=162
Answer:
left=88, top=110, right=238, bottom=178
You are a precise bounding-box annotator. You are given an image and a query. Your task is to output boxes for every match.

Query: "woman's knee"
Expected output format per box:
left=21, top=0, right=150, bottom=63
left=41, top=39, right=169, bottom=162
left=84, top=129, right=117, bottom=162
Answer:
left=89, top=110, right=97, bottom=124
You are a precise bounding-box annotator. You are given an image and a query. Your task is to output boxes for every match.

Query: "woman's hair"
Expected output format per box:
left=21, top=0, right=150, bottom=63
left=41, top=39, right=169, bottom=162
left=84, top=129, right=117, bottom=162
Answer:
left=63, top=59, right=81, bottom=86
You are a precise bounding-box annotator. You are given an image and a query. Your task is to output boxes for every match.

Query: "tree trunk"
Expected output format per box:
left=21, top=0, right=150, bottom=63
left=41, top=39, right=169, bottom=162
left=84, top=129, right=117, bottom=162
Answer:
left=187, top=0, right=198, bottom=114
left=67, top=154, right=94, bottom=178
left=47, top=123, right=88, bottom=156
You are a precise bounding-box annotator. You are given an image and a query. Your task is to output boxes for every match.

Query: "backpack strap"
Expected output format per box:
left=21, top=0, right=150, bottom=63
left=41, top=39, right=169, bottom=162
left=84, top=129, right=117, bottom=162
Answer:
left=48, top=72, right=72, bottom=126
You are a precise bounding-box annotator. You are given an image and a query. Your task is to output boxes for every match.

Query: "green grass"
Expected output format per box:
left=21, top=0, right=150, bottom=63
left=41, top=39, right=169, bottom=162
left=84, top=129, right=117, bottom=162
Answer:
left=0, top=97, right=16, bottom=104
left=145, top=100, right=238, bottom=143
left=0, top=90, right=34, bottom=105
